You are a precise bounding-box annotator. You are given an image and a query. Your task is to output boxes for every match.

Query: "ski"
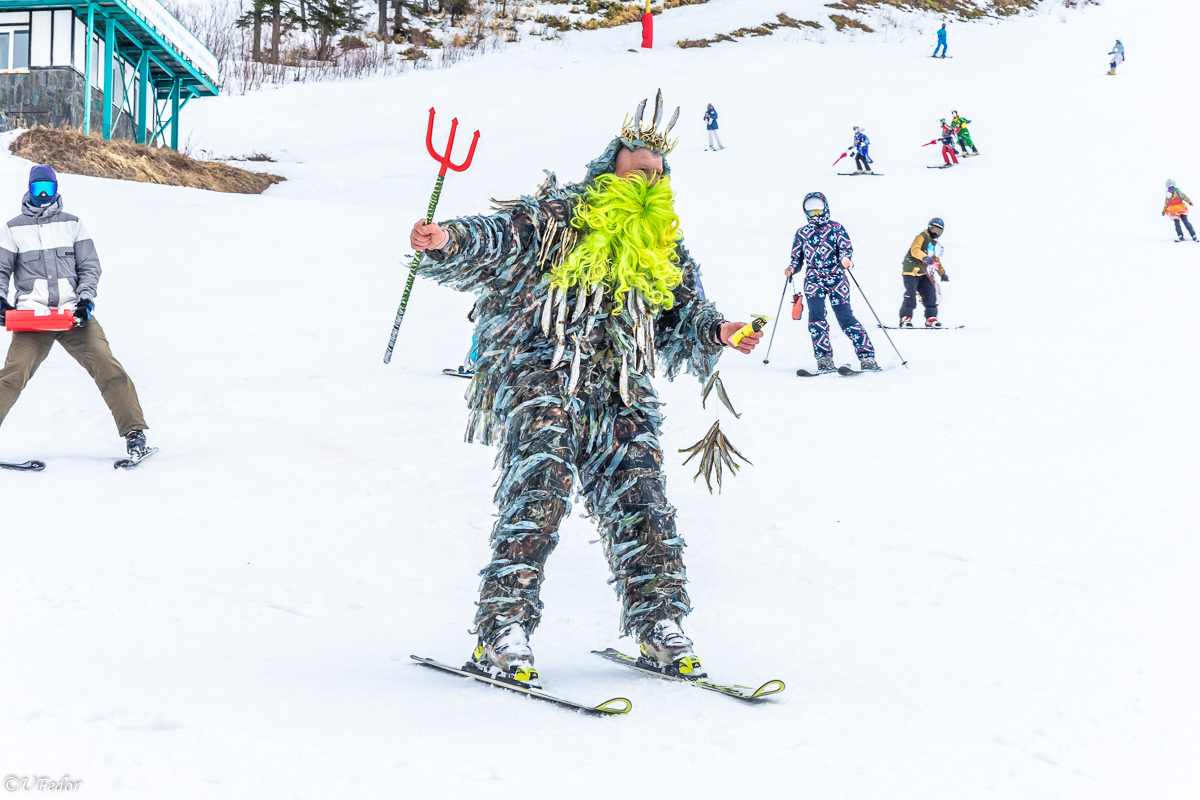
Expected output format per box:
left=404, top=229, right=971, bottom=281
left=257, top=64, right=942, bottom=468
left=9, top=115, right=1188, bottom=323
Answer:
left=592, top=648, right=784, bottom=703
left=927, top=164, right=955, bottom=169
left=878, top=324, right=964, bottom=330
left=796, top=368, right=837, bottom=377
left=838, top=365, right=866, bottom=376
left=114, top=447, right=158, bottom=470
left=836, top=172, right=884, bottom=176
left=1, top=460, right=45, bottom=471
left=442, top=367, right=474, bottom=379
left=410, top=655, right=632, bottom=716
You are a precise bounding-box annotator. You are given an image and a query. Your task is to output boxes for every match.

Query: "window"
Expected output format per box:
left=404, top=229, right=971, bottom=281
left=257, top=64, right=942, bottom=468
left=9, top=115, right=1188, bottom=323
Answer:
left=13, top=29, right=28, bottom=69
left=0, top=26, right=30, bottom=70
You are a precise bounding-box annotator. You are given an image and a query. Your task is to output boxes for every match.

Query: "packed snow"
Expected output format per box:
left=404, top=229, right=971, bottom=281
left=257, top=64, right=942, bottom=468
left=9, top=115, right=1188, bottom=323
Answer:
left=1, top=0, right=1197, bottom=797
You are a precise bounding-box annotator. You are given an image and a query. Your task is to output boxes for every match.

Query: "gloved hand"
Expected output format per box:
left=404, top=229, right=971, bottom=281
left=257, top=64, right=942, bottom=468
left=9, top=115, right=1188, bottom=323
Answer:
left=922, top=256, right=934, bottom=264
left=941, top=273, right=950, bottom=282
left=0, top=297, right=12, bottom=326
left=74, top=298, right=94, bottom=327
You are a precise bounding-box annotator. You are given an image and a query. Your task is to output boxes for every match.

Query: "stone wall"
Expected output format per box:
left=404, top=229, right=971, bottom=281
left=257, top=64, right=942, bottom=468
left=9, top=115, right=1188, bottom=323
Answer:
left=0, top=68, right=134, bottom=141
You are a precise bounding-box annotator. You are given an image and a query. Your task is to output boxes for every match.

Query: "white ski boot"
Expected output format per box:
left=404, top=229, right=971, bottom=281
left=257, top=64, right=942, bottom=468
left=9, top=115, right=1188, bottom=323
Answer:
left=467, top=625, right=540, bottom=688
left=926, top=317, right=942, bottom=328
left=816, top=355, right=836, bottom=373
left=637, top=619, right=706, bottom=679
left=859, top=356, right=881, bottom=371
left=899, top=317, right=914, bottom=328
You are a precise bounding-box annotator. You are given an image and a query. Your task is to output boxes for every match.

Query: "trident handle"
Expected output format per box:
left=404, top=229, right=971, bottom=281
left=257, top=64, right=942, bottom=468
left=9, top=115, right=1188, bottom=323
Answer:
left=383, top=108, right=480, bottom=365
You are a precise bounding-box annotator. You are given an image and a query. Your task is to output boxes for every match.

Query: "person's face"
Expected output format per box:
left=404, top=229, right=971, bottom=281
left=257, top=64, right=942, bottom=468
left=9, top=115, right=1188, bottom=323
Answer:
left=614, top=146, right=664, bottom=184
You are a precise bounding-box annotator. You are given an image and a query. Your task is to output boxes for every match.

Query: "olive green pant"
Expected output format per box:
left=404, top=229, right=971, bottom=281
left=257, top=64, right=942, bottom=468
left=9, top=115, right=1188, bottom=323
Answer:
left=0, top=318, right=147, bottom=436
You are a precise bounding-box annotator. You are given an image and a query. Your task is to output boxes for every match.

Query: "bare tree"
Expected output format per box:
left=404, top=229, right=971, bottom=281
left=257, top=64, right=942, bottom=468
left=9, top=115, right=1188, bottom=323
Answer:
left=377, top=0, right=387, bottom=37
left=271, top=0, right=282, bottom=63
left=252, top=0, right=263, bottom=62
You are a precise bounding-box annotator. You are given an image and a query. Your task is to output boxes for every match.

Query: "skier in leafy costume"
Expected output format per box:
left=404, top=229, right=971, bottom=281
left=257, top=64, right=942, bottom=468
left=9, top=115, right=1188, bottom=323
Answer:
left=409, top=92, right=762, bottom=688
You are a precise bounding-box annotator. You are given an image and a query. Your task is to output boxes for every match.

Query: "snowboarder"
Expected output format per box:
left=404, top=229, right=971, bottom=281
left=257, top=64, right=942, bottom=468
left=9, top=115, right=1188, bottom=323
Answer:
left=852, top=126, right=873, bottom=173
left=938, top=119, right=959, bottom=166
left=950, top=110, right=979, bottom=156
left=1163, top=179, right=1197, bottom=242
left=1108, top=39, right=1124, bottom=75
left=933, top=23, right=948, bottom=58
left=408, top=91, right=762, bottom=688
left=899, top=217, right=949, bottom=328
left=0, top=165, right=151, bottom=457
left=783, top=192, right=878, bottom=372
left=703, top=103, right=723, bottom=151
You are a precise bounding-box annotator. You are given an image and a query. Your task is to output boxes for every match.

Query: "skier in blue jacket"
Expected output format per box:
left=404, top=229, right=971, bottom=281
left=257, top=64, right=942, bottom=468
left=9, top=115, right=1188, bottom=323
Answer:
left=783, top=192, right=878, bottom=373
left=852, top=127, right=873, bottom=173
left=703, top=104, right=724, bottom=151
left=933, top=24, right=947, bottom=58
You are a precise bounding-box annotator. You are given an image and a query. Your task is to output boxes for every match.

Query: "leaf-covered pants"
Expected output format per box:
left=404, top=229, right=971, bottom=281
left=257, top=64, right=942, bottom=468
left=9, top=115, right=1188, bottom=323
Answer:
left=473, top=369, right=689, bottom=644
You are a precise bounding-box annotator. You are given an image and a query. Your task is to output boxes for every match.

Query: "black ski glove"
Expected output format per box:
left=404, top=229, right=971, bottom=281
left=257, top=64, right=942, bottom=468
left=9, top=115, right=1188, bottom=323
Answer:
left=940, top=273, right=950, bottom=282
left=74, top=298, right=94, bottom=327
left=0, top=297, right=12, bottom=325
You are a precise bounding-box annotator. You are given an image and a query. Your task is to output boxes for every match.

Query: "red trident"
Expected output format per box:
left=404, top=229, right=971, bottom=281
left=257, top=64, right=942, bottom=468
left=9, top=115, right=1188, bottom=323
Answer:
left=384, top=107, right=481, bottom=364
left=426, top=107, right=480, bottom=177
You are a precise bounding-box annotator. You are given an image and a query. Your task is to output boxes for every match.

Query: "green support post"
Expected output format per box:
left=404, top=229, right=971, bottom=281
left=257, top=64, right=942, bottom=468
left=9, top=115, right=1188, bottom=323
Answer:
left=102, top=18, right=114, bottom=140
left=82, top=4, right=94, bottom=135
left=136, top=50, right=148, bottom=144
left=170, top=78, right=180, bottom=151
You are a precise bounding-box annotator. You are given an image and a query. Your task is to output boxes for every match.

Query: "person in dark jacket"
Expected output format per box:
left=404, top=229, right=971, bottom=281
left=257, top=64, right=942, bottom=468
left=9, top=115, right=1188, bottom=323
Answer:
left=703, top=104, right=724, bottom=151
left=900, top=217, right=949, bottom=327
left=0, top=165, right=150, bottom=456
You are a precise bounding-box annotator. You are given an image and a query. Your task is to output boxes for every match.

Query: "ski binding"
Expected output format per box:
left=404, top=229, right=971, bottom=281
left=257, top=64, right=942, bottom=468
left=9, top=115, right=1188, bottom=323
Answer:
left=411, top=655, right=632, bottom=716
left=114, top=447, right=158, bottom=470
left=592, top=648, right=784, bottom=703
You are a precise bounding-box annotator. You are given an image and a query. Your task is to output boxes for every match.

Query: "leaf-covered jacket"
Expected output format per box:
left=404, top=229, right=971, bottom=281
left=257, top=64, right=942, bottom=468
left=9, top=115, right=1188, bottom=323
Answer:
left=417, top=172, right=726, bottom=446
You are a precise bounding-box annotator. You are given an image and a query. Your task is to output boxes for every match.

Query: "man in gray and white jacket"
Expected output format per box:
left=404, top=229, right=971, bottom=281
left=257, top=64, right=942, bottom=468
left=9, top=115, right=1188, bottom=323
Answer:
left=0, top=164, right=149, bottom=455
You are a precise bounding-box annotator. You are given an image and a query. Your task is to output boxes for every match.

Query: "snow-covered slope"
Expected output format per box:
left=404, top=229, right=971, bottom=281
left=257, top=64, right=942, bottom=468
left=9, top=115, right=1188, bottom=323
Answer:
left=2, top=1, right=1197, bottom=797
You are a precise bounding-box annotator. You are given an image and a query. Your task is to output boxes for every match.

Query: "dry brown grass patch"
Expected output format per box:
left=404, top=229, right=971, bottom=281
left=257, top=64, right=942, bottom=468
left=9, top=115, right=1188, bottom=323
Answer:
left=10, top=128, right=285, bottom=195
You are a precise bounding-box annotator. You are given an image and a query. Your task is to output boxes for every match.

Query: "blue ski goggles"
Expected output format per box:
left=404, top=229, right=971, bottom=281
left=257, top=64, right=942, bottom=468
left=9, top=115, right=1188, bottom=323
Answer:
left=30, top=180, right=57, bottom=198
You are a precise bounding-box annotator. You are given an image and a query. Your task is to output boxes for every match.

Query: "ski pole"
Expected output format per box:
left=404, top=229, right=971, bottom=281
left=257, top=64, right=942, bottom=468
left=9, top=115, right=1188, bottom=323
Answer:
left=762, top=275, right=791, bottom=365
left=383, top=108, right=481, bottom=365
left=846, top=269, right=908, bottom=369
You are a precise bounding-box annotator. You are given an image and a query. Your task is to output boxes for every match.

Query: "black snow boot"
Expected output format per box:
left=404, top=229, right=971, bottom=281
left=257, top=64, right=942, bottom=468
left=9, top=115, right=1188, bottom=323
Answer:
left=125, top=429, right=149, bottom=455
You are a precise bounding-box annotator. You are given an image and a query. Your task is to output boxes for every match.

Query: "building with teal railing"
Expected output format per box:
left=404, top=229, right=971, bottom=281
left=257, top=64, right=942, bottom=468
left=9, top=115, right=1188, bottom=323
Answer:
left=0, top=0, right=217, bottom=148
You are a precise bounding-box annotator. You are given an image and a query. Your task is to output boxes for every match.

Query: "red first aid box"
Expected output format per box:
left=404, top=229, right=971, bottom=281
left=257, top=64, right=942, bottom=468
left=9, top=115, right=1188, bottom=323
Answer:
left=5, top=309, right=76, bottom=332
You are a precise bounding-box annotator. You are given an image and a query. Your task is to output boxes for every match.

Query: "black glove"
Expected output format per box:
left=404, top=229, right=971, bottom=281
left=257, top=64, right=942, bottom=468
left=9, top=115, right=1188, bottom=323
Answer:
left=0, top=297, right=11, bottom=326
left=922, top=256, right=934, bottom=264
left=940, top=273, right=949, bottom=282
left=74, top=298, right=94, bottom=327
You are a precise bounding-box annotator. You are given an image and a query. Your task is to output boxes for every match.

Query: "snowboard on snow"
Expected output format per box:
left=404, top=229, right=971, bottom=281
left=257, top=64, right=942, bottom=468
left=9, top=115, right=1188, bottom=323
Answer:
left=837, top=172, right=884, bottom=176
left=411, top=655, right=632, bottom=716
left=0, top=460, right=45, bottom=472
left=591, top=648, right=784, bottom=703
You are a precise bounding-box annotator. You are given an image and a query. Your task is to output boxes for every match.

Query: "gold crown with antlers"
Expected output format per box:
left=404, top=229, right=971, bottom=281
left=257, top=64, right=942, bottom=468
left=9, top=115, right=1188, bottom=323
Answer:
left=619, top=90, right=680, bottom=156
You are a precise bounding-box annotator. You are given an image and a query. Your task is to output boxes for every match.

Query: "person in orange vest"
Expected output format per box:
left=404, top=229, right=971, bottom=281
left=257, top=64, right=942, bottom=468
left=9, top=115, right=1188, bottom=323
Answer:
left=1163, top=179, right=1196, bottom=242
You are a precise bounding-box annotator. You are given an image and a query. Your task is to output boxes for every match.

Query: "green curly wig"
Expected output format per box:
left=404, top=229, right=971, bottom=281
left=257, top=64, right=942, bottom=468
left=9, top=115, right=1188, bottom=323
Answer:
left=548, top=172, right=683, bottom=316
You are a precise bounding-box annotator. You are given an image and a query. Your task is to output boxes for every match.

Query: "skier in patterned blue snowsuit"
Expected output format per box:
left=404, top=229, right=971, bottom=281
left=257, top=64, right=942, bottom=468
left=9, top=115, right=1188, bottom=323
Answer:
left=784, top=192, right=877, bottom=372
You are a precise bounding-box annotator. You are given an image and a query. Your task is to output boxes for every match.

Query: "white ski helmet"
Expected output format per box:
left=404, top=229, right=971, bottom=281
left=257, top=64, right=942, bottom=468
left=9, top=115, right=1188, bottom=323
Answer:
left=1166, top=178, right=1177, bottom=188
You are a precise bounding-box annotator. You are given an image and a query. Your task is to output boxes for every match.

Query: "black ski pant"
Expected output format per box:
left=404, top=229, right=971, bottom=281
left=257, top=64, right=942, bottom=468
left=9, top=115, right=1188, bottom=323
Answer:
left=854, top=154, right=871, bottom=171
left=900, top=274, right=937, bottom=320
left=1174, top=214, right=1196, bottom=239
